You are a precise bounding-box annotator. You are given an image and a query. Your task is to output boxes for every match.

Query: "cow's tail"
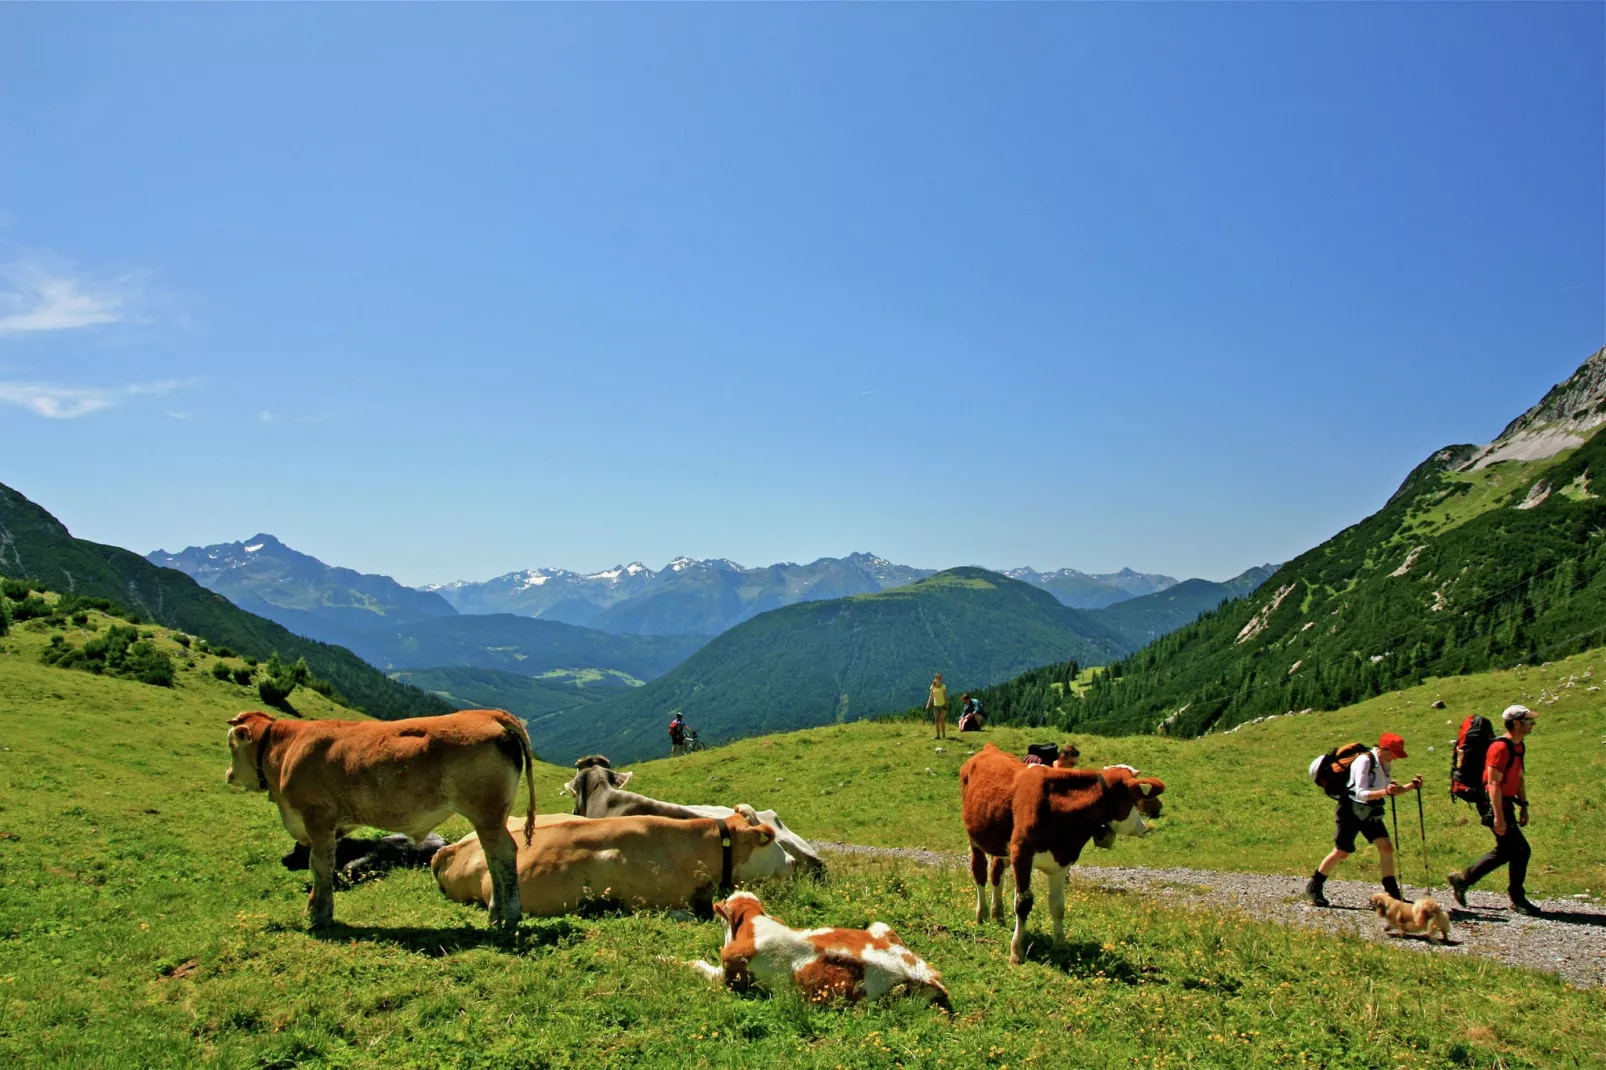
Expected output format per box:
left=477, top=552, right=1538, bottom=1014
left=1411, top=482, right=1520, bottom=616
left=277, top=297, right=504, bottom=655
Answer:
left=492, top=710, right=538, bottom=846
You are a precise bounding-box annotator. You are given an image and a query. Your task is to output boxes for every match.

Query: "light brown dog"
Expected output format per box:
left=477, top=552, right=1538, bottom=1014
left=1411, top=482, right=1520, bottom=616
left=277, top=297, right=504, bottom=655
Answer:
left=1370, top=893, right=1452, bottom=943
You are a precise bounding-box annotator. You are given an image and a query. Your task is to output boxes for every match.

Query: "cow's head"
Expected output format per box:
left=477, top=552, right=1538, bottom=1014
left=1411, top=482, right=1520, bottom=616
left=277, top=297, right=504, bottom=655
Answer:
left=1100, top=766, right=1167, bottom=838
left=223, top=711, right=274, bottom=790
left=565, top=763, right=634, bottom=816
left=727, top=818, right=790, bottom=881
left=713, top=890, right=769, bottom=947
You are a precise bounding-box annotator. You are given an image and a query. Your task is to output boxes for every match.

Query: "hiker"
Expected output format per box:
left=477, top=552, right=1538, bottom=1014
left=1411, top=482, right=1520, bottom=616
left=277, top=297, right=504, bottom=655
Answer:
left=1306, top=732, right=1422, bottom=907
left=1448, top=705, right=1542, bottom=916
left=669, top=712, right=688, bottom=758
left=925, top=673, right=949, bottom=740
left=957, top=694, right=984, bottom=732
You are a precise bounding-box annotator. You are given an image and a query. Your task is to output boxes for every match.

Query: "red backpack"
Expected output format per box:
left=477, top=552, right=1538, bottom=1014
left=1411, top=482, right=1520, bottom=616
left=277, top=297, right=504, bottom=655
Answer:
left=1450, top=715, right=1496, bottom=805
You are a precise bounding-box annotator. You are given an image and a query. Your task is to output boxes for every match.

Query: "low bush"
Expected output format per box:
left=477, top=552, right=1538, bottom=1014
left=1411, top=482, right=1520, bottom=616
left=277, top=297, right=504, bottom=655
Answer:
left=173, top=634, right=191, bottom=649
left=39, top=624, right=175, bottom=688
left=210, top=661, right=232, bottom=681
left=231, top=666, right=255, bottom=687
left=212, top=646, right=236, bottom=659
left=2, top=578, right=37, bottom=601
left=9, top=596, right=52, bottom=623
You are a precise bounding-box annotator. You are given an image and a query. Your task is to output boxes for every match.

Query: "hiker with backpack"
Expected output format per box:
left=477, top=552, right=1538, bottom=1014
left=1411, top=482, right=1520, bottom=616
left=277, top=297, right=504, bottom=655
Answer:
left=1305, top=733, right=1422, bottom=907
left=669, top=712, right=688, bottom=758
left=1447, top=705, right=1542, bottom=916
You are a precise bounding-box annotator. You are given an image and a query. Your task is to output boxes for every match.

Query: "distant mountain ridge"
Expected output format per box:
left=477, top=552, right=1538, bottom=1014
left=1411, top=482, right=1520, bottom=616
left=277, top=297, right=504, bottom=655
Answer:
left=530, top=567, right=1131, bottom=763
left=0, top=483, right=452, bottom=720
left=1003, top=566, right=1179, bottom=609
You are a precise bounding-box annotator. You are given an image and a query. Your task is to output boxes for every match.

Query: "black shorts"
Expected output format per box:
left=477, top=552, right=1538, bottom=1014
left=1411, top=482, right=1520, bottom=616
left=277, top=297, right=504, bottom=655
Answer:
left=1334, top=802, right=1388, bottom=852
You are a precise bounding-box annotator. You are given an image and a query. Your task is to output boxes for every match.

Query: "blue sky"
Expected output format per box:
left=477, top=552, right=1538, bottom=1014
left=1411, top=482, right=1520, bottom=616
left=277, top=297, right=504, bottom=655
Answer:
left=1, top=4, right=1600, bottom=587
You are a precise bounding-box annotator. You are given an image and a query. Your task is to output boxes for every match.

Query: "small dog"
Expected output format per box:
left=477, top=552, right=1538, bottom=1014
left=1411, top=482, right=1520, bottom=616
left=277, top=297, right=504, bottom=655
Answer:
left=1370, top=892, right=1451, bottom=943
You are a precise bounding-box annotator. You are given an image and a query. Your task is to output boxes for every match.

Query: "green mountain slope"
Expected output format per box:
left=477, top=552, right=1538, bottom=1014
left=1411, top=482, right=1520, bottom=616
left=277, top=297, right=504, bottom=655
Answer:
left=0, top=482, right=452, bottom=719
left=532, top=567, right=1129, bottom=763
left=344, top=613, right=707, bottom=681
left=388, top=664, right=633, bottom=721
left=1086, top=564, right=1275, bottom=650
left=1024, top=347, right=1606, bottom=737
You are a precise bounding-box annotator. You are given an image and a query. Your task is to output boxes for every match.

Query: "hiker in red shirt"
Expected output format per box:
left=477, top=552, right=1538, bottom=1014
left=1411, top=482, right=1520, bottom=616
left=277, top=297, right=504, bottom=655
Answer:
left=1448, top=705, right=1541, bottom=917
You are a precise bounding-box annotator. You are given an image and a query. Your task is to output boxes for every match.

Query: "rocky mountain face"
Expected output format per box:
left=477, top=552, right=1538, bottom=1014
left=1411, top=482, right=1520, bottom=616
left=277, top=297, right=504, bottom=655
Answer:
left=1003, top=566, right=1180, bottom=609
left=1463, top=346, right=1606, bottom=470
left=149, top=534, right=457, bottom=627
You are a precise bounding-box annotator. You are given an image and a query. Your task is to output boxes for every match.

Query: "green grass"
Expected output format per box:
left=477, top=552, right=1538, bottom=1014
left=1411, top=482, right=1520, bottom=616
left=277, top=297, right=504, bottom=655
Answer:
left=2, top=614, right=1604, bottom=1067
left=633, top=651, right=1606, bottom=899
left=1397, top=453, right=1574, bottom=541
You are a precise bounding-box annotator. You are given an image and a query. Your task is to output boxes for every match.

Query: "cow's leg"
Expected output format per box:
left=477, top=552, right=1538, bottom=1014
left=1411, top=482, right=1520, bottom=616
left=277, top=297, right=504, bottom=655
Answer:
left=989, top=857, right=1008, bottom=922
left=306, top=832, right=337, bottom=929
left=476, top=821, right=521, bottom=931
left=1045, top=864, right=1067, bottom=944
left=1009, top=848, right=1035, bottom=966
left=969, top=847, right=989, bottom=925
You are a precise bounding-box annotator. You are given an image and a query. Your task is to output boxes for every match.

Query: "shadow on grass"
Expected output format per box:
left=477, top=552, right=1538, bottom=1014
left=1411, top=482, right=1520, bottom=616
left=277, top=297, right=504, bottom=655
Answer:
left=1020, top=938, right=1153, bottom=985
left=305, top=917, right=584, bottom=956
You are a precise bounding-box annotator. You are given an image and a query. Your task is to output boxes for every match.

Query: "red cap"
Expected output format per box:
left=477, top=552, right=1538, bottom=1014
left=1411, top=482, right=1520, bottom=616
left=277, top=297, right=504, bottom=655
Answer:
left=1379, top=732, right=1408, bottom=758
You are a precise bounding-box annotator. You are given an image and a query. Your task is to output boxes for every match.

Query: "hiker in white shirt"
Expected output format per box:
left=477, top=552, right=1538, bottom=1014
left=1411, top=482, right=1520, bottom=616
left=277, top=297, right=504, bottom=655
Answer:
left=1305, top=732, right=1422, bottom=907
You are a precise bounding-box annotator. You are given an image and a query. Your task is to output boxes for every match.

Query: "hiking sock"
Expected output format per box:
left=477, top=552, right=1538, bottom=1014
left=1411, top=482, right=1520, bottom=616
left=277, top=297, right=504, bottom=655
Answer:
left=1382, top=876, right=1404, bottom=900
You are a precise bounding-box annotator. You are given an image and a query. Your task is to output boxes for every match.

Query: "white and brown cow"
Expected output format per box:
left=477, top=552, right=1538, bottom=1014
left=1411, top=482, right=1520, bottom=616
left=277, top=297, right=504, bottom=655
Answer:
left=431, top=813, right=789, bottom=917
left=688, top=891, right=952, bottom=1012
left=564, top=756, right=826, bottom=877
left=960, top=743, right=1165, bottom=964
left=224, top=709, right=535, bottom=930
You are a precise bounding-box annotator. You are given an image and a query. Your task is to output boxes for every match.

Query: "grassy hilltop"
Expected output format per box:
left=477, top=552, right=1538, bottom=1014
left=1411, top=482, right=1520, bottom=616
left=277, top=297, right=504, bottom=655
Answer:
left=3, top=602, right=1604, bottom=1067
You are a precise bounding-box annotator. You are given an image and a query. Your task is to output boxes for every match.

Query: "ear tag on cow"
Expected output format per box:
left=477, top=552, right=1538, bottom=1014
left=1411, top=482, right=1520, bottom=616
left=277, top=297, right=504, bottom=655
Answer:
left=722, top=836, right=731, bottom=847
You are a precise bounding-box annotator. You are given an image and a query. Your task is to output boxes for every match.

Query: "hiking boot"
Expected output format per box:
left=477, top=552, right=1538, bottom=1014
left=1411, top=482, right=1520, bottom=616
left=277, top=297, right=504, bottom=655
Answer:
left=1305, top=874, right=1330, bottom=908
left=1510, top=898, right=1544, bottom=917
left=1381, top=876, right=1404, bottom=901
left=1446, top=871, right=1469, bottom=908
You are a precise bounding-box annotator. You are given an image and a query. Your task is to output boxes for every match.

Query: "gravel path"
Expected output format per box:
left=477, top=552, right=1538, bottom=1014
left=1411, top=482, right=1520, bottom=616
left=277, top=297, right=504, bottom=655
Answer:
left=817, top=842, right=1606, bottom=988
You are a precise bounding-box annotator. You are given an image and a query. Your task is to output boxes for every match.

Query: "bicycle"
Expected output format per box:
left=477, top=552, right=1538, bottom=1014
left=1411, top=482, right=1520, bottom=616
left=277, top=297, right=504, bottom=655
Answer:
left=684, top=729, right=707, bottom=754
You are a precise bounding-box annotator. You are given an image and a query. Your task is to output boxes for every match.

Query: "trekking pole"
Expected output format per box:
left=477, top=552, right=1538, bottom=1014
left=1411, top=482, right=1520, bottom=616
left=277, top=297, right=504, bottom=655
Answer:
left=1389, top=794, right=1401, bottom=891
left=1416, top=787, right=1432, bottom=892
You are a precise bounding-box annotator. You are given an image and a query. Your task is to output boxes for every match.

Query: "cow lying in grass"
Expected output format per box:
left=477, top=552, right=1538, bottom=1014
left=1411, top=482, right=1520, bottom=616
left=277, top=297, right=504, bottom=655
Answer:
left=688, top=891, right=952, bottom=1013
left=225, top=709, right=535, bottom=930
left=431, top=812, right=790, bottom=917
left=564, top=755, right=825, bottom=876
left=961, top=744, right=1166, bottom=964
left=281, top=833, right=448, bottom=887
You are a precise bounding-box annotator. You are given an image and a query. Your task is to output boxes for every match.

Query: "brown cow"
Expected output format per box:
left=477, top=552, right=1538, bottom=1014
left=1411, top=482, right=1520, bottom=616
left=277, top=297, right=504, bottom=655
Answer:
left=960, top=744, right=1165, bottom=964
left=224, top=708, right=536, bottom=930
left=431, top=813, right=788, bottom=917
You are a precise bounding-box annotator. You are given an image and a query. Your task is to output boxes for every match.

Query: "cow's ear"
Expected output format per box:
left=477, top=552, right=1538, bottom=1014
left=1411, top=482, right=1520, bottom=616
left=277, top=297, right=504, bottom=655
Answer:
left=610, top=770, right=634, bottom=788
left=227, top=712, right=251, bottom=727
left=1138, top=782, right=1153, bottom=797
left=756, top=825, right=774, bottom=845
left=228, top=725, right=252, bottom=746
left=713, top=900, right=729, bottom=922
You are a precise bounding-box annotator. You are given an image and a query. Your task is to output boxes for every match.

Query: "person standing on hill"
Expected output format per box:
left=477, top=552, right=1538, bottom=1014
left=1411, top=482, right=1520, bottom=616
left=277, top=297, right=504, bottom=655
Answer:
left=668, top=712, right=688, bottom=758
left=1448, top=705, right=1542, bottom=916
left=925, top=673, right=949, bottom=740
left=1305, top=732, right=1422, bottom=907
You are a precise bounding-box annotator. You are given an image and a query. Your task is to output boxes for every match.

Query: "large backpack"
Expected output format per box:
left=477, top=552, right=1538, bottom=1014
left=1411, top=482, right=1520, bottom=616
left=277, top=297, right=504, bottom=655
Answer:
left=1309, top=742, right=1369, bottom=800
left=1450, top=715, right=1497, bottom=805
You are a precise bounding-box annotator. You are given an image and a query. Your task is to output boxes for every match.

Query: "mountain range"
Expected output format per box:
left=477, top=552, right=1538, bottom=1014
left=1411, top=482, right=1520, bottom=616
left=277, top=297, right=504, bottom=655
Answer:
left=0, top=484, right=452, bottom=720
left=982, top=345, right=1606, bottom=737
left=528, top=566, right=1134, bottom=763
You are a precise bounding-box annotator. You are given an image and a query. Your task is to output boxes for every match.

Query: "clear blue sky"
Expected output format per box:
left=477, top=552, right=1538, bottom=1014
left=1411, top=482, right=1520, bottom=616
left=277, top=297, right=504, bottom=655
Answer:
left=1, top=4, right=1601, bottom=587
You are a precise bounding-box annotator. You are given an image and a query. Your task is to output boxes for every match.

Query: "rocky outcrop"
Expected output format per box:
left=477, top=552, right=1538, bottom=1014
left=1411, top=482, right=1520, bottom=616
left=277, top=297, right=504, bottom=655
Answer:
left=1463, top=346, right=1606, bottom=471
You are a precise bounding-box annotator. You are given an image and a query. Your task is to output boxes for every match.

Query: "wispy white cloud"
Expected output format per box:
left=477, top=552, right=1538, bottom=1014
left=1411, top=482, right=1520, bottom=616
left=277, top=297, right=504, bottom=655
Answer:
left=0, top=251, right=144, bottom=336
left=0, top=379, right=182, bottom=419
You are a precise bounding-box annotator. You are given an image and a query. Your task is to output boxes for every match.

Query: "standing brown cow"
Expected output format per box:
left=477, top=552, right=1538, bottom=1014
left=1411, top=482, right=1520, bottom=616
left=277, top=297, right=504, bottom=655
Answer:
left=960, top=744, right=1165, bottom=964
left=225, top=708, right=535, bottom=930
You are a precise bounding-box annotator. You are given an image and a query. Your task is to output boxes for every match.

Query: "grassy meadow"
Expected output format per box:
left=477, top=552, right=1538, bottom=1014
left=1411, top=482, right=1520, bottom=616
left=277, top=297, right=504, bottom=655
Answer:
left=634, top=654, right=1606, bottom=899
left=2, top=606, right=1604, bottom=1067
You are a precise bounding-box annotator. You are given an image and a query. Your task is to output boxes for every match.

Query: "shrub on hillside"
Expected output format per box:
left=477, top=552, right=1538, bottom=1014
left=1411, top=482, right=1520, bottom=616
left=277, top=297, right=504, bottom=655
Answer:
left=2, top=578, right=38, bottom=601
left=70, top=612, right=89, bottom=626
left=257, top=652, right=309, bottom=713
left=0, top=598, right=8, bottom=637
left=38, top=623, right=175, bottom=688
left=9, top=596, right=51, bottom=623
left=172, top=634, right=190, bottom=648
left=231, top=666, right=255, bottom=687
left=212, top=646, right=236, bottom=659
left=210, top=661, right=232, bottom=681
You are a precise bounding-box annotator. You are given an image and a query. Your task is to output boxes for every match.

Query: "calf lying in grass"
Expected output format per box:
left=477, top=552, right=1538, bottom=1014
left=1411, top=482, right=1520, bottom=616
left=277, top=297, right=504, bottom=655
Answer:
left=689, top=891, right=952, bottom=1013
left=281, top=833, right=447, bottom=888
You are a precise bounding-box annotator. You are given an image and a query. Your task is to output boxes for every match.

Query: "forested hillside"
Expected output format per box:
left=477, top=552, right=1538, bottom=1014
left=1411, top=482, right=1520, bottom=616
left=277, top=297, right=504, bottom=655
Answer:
left=0, top=482, right=452, bottom=719
left=1086, top=564, right=1275, bottom=650
left=985, top=348, right=1606, bottom=737
left=531, top=567, right=1127, bottom=762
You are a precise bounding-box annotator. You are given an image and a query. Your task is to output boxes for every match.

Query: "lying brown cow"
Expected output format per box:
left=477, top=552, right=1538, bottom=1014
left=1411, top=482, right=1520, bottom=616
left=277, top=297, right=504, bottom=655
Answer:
left=431, top=813, right=787, bottom=917
left=960, top=744, right=1165, bottom=964
left=224, top=709, right=535, bottom=930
